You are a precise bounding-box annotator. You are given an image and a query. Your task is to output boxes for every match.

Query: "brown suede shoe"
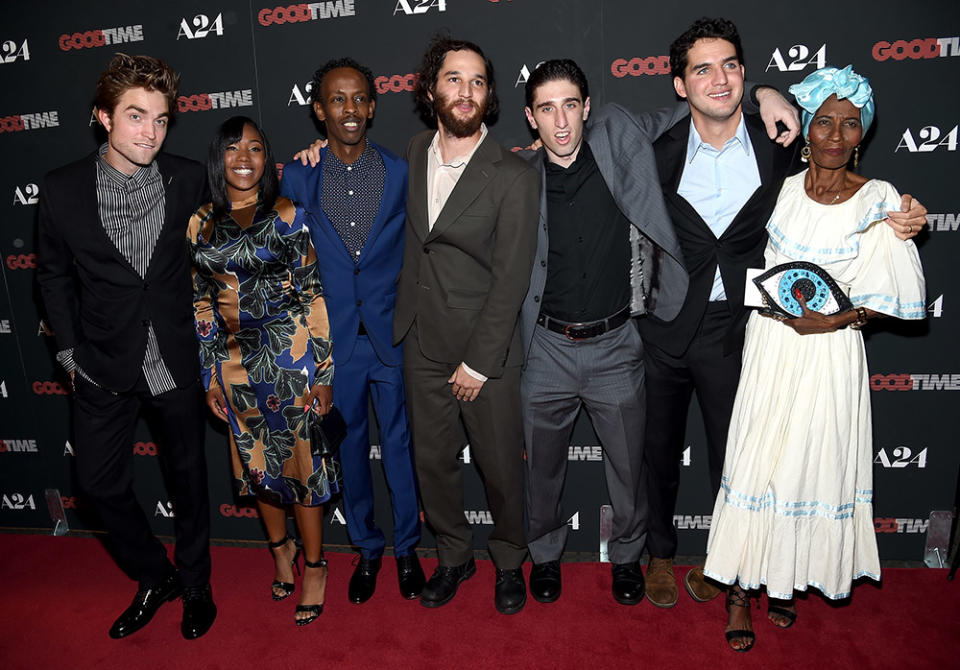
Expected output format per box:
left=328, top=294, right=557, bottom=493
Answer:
left=684, top=565, right=722, bottom=602
left=645, top=557, right=678, bottom=608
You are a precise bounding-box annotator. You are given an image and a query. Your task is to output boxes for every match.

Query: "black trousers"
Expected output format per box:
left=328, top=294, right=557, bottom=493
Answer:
left=73, top=374, right=211, bottom=587
left=643, top=303, right=743, bottom=559
left=402, top=325, right=527, bottom=569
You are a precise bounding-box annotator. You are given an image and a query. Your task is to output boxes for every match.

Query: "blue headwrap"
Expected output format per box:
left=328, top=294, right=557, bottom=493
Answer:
left=788, top=65, right=875, bottom=139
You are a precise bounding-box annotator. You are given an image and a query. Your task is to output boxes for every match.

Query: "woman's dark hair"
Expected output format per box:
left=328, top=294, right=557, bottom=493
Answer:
left=669, top=17, right=744, bottom=80
left=414, top=34, right=499, bottom=125
left=524, top=59, right=589, bottom=110
left=207, top=115, right=278, bottom=220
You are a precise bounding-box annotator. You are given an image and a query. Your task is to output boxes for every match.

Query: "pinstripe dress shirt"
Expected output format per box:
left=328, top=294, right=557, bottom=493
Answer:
left=57, top=144, right=176, bottom=395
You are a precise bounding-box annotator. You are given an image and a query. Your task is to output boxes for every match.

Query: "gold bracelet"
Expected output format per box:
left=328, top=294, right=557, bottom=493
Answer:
left=849, top=306, right=868, bottom=330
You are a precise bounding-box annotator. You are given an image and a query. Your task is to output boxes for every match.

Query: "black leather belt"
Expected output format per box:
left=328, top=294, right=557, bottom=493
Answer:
left=537, top=306, right=630, bottom=341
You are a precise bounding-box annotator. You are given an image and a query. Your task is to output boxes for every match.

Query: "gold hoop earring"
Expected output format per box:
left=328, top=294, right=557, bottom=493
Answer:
left=800, top=143, right=811, bottom=163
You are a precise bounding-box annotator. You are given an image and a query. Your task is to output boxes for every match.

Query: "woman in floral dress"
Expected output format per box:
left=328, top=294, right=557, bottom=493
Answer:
left=189, top=116, right=335, bottom=626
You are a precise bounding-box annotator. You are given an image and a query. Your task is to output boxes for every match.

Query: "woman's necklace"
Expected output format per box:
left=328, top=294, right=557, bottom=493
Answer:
left=806, top=172, right=847, bottom=204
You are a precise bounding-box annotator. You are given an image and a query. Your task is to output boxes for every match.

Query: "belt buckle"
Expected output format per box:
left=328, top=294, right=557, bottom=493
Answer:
left=564, top=323, right=585, bottom=341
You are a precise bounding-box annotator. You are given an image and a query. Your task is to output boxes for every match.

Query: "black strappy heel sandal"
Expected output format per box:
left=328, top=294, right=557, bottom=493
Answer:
left=724, top=585, right=756, bottom=652
left=267, top=536, right=301, bottom=601
left=295, top=556, right=328, bottom=626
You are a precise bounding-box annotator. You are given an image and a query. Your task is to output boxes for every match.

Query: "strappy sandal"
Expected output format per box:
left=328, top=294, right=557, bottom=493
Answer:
left=767, top=599, right=797, bottom=629
left=267, top=536, right=301, bottom=601
left=724, top=585, right=756, bottom=652
left=295, top=556, right=328, bottom=627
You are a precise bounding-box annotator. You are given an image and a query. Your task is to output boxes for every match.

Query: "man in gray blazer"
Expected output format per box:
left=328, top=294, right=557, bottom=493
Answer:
left=394, top=36, right=539, bottom=615
left=518, top=59, right=801, bottom=605
left=519, top=60, right=687, bottom=606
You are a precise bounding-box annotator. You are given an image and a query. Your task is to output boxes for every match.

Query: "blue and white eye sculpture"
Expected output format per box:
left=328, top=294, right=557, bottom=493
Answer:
left=752, top=261, right=853, bottom=319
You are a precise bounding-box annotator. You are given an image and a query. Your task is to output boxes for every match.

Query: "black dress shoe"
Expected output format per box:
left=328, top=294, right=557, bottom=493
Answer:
left=420, top=558, right=476, bottom=608
left=396, top=554, right=425, bottom=600
left=611, top=560, right=645, bottom=605
left=494, top=568, right=526, bottom=615
left=348, top=557, right=381, bottom=604
left=529, top=560, right=562, bottom=603
left=181, top=584, right=217, bottom=640
left=108, top=573, right=182, bottom=639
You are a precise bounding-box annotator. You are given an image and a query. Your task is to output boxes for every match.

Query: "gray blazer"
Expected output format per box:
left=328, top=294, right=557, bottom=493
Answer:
left=519, top=102, right=690, bottom=365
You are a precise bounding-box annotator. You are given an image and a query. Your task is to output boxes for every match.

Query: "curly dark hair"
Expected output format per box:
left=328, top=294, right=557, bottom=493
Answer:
left=310, top=57, right=377, bottom=105
left=669, top=17, right=744, bottom=80
left=95, top=53, right=180, bottom=118
left=414, top=34, right=499, bottom=125
left=524, top=59, right=589, bottom=110
left=207, top=116, right=279, bottom=220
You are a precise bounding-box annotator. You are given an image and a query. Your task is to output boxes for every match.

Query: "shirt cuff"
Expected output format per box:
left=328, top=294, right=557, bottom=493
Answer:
left=56, top=348, right=77, bottom=374
left=461, top=362, right=488, bottom=383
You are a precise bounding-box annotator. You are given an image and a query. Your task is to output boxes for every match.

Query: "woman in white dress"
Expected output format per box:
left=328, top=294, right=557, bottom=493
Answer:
left=703, top=66, right=926, bottom=652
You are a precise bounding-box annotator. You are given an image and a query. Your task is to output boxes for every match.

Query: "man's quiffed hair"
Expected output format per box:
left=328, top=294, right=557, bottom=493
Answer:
left=669, top=17, right=744, bottom=80
left=310, top=57, right=378, bottom=105
left=95, top=53, right=180, bottom=117
left=414, top=34, right=499, bottom=124
left=524, top=59, right=589, bottom=110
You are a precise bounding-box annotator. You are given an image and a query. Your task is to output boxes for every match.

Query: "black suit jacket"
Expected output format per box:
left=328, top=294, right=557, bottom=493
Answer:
left=37, top=152, right=208, bottom=392
left=639, top=112, right=800, bottom=357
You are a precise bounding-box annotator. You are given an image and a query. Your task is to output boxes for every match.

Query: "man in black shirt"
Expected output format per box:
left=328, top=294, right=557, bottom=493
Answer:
left=518, top=60, right=689, bottom=605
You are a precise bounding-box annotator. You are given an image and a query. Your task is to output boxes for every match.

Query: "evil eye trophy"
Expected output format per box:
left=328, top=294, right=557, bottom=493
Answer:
left=751, top=261, right=853, bottom=320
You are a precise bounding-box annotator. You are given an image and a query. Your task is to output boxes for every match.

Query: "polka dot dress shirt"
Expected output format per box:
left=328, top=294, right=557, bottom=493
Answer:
left=321, top=141, right=385, bottom=263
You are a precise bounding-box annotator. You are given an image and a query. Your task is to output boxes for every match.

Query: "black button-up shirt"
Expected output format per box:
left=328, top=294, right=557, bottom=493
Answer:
left=540, top=143, right=630, bottom=322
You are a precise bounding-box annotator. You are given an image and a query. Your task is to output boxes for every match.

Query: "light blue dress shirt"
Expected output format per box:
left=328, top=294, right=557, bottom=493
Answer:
left=677, top=115, right=761, bottom=301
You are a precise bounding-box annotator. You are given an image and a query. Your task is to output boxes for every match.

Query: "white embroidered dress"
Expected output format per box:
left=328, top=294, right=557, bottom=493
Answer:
left=703, top=171, right=925, bottom=599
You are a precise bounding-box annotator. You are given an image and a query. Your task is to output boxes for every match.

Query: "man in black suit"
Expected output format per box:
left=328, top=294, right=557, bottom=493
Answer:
left=640, top=18, right=928, bottom=611
left=37, top=54, right=216, bottom=640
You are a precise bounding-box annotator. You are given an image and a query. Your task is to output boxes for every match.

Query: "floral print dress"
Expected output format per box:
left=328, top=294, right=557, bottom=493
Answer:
left=188, top=193, right=337, bottom=506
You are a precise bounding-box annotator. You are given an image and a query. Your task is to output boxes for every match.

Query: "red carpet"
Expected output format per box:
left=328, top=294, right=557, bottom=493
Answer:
left=1, top=534, right=957, bottom=669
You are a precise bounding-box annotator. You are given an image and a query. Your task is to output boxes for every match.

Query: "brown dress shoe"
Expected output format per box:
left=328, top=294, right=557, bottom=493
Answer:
left=684, top=565, right=722, bottom=602
left=645, top=557, right=678, bottom=608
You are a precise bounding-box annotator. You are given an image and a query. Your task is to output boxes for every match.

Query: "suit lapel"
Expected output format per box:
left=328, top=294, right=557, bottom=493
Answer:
left=309, top=148, right=356, bottom=263
left=718, top=115, right=777, bottom=237
left=427, top=135, right=498, bottom=241
left=362, top=143, right=397, bottom=255
left=147, top=157, right=182, bottom=275
left=659, top=118, right=712, bottom=234
left=406, top=133, right=431, bottom=243
left=84, top=153, right=142, bottom=277
left=745, top=114, right=776, bottom=186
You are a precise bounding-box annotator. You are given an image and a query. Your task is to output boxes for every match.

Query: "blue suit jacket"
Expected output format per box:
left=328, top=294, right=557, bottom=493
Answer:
left=281, top=142, right=408, bottom=367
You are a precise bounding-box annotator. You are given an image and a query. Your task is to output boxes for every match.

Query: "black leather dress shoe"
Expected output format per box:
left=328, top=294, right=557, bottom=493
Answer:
left=420, top=558, right=476, bottom=608
left=494, top=568, right=526, bottom=615
left=349, top=557, right=381, bottom=604
left=108, top=573, right=182, bottom=639
left=396, top=554, right=425, bottom=600
left=611, top=560, right=645, bottom=605
left=529, top=560, right=562, bottom=603
left=181, top=584, right=217, bottom=640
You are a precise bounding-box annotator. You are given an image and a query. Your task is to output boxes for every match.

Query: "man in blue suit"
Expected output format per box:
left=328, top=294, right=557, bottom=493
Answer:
left=281, top=58, right=423, bottom=604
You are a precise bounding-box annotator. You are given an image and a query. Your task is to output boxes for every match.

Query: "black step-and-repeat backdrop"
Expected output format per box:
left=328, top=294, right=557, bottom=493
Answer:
left=1, top=1, right=957, bottom=561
